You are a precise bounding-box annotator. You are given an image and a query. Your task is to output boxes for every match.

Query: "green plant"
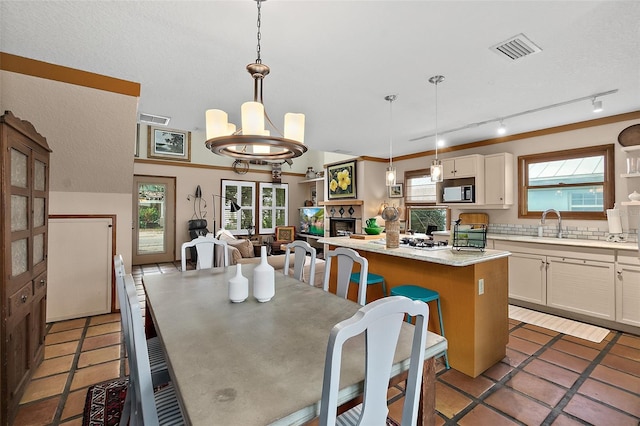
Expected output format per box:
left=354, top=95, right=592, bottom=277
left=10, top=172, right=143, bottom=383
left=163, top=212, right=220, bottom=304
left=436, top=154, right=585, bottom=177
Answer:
left=139, top=207, right=159, bottom=228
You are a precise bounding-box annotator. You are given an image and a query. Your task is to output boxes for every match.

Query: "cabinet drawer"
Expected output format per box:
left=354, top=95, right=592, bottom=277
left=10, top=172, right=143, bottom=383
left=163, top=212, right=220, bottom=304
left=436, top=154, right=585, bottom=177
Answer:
left=34, top=273, right=47, bottom=296
left=8, top=282, right=33, bottom=317
left=617, top=251, right=640, bottom=266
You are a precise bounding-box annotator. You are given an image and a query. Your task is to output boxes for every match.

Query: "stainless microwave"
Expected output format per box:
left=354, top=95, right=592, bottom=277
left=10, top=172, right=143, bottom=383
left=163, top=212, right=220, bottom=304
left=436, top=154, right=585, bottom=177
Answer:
left=443, top=185, right=475, bottom=203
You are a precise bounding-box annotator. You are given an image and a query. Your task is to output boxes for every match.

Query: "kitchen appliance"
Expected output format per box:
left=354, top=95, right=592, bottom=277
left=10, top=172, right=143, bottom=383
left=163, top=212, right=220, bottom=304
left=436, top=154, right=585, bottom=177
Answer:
left=606, top=208, right=626, bottom=242
left=443, top=185, right=475, bottom=203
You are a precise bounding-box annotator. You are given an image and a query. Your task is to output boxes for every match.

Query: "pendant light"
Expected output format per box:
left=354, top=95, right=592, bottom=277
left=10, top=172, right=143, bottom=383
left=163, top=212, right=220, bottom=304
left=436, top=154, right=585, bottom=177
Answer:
left=385, top=94, right=397, bottom=186
left=429, top=75, right=444, bottom=182
left=205, top=0, right=307, bottom=161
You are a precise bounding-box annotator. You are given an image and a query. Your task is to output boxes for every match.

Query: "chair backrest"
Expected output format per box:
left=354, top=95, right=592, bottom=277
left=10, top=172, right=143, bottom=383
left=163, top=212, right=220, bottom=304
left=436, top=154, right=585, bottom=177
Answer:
left=319, top=296, right=429, bottom=426
left=283, top=240, right=317, bottom=286
left=181, top=236, right=228, bottom=271
left=125, top=273, right=160, bottom=426
left=114, top=255, right=134, bottom=363
left=322, top=247, right=368, bottom=306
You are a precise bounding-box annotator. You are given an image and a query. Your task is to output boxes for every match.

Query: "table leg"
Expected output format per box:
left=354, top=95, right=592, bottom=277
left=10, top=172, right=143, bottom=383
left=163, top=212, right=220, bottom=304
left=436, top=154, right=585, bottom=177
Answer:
left=418, top=357, right=436, bottom=426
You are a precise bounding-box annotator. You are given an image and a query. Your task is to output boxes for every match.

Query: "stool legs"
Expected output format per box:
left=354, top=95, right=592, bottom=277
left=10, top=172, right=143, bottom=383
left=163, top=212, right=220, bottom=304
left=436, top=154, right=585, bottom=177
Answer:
left=434, top=298, right=450, bottom=370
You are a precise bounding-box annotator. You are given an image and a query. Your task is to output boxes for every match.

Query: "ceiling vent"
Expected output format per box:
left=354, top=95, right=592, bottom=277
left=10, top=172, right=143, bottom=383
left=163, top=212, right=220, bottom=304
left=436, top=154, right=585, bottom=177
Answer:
left=490, top=33, right=542, bottom=60
left=139, top=113, right=171, bottom=126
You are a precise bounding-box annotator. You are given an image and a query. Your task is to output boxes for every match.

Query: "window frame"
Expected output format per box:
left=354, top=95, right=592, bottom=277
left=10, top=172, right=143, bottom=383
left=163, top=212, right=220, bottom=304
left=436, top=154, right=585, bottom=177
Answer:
left=517, top=144, right=614, bottom=220
left=221, top=180, right=256, bottom=235
left=404, top=168, right=451, bottom=232
left=258, top=182, right=289, bottom=234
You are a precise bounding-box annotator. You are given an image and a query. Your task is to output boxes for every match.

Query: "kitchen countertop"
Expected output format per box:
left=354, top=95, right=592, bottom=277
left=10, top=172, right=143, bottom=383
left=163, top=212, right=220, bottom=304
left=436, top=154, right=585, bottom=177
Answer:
left=318, top=236, right=510, bottom=267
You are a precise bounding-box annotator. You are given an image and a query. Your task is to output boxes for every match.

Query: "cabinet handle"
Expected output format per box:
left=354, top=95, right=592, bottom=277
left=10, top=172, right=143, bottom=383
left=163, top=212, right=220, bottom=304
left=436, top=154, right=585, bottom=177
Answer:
left=21, top=294, right=28, bottom=303
left=40, top=279, right=46, bottom=287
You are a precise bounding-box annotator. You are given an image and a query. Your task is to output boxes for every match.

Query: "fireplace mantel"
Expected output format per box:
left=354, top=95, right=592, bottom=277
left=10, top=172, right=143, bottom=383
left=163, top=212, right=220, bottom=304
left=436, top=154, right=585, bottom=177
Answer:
left=319, top=200, right=363, bottom=206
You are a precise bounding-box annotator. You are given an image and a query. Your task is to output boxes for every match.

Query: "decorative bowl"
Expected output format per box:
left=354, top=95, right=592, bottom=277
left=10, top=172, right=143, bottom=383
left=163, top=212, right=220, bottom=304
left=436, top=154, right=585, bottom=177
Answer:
left=364, top=227, right=383, bottom=235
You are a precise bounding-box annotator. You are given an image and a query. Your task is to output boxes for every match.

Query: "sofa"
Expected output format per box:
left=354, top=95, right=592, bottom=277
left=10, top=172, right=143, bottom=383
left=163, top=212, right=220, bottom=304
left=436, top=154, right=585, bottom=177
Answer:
left=214, top=231, right=325, bottom=287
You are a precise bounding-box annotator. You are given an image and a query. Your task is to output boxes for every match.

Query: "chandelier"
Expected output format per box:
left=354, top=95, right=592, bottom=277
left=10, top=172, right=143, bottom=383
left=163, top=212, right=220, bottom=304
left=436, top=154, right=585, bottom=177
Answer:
left=385, top=94, right=397, bottom=186
left=429, top=75, right=444, bottom=182
left=205, top=0, right=307, bottom=161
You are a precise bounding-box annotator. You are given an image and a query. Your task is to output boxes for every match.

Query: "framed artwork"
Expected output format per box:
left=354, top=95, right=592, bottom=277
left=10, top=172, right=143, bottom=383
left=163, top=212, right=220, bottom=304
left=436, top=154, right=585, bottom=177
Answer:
left=388, top=183, right=403, bottom=198
left=327, top=160, right=357, bottom=199
left=147, top=126, right=191, bottom=162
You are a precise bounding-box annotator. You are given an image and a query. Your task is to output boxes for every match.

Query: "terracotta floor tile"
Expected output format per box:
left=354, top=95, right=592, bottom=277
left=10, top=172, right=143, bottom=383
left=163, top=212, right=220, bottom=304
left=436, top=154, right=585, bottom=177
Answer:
left=563, top=393, right=638, bottom=426
left=61, top=387, right=89, bottom=421
left=45, top=328, right=83, bottom=345
left=48, top=318, right=87, bottom=333
left=484, top=386, right=551, bottom=425
left=458, top=404, right=519, bottom=426
left=510, top=327, right=555, bottom=345
left=601, top=353, right=640, bottom=376
left=609, top=343, right=640, bottom=362
left=77, top=345, right=121, bottom=369
left=85, top=321, right=121, bottom=337
left=523, top=323, right=560, bottom=337
left=551, top=413, right=589, bottom=426
left=578, top=378, right=640, bottom=417
left=503, top=348, right=529, bottom=368
left=590, top=364, right=640, bottom=392
left=45, top=340, right=79, bottom=359
left=523, top=359, right=579, bottom=388
left=435, top=382, right=472, bottom=419
left=439, top=368, right=494, bottom=398
left=14, top=396, right=59, bottom=426
left=538, top=348, right=590, bottom=373
left=89, top=313, right=121, bottom=326
left=60, top=418, right=84, bottom=426
left=70, top=360, right=121, bottom=391
left=551, top=339, right=600, bottom=361
left=507, top=335, right=542, bottom=355
left=561, top=334, right=610, bottom=351
left=20, top=373, right=69, bottom=403
left=32, top=354, right=74, bottom=379
left=387, top=396, right=405, bottom=423
left=505, top=370, right=567, bottom=407
left=81, top=332, right=122, bottom=351
left=483, top=362, right=513, bottom=382
left=618, top=334, right=640, bottom=350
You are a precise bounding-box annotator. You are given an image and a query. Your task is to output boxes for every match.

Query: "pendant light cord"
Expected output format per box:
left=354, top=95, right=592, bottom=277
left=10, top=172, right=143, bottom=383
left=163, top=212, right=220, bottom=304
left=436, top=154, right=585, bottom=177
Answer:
left=255, top=0, right=262, bottom=64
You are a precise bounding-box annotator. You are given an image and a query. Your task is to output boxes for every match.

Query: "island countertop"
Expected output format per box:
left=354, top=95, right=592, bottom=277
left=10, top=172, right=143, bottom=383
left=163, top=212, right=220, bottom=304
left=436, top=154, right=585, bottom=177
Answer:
left=318, top=236, right=511, bottom=267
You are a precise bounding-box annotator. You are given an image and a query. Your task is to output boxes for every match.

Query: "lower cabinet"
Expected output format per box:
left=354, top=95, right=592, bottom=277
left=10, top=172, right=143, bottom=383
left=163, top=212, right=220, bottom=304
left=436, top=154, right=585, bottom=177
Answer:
left=508, top=252, right=547, bottom=304
left=616, top=254, right=640, bottom=327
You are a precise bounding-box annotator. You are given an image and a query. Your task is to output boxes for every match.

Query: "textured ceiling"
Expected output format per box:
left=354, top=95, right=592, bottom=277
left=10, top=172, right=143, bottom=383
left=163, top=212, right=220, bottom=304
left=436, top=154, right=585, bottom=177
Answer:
left=1, top=1, right=639, bottom=158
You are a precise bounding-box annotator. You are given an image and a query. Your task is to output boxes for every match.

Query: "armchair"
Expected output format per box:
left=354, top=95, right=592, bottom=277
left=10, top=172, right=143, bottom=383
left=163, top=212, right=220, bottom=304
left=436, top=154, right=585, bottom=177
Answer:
left=270, top=226, right=296, bottom=255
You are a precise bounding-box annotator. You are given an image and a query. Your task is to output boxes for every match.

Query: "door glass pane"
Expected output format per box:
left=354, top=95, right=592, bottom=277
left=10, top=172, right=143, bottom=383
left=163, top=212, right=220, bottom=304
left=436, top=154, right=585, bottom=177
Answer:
left=137, top=183, right=166, bottom=255
left=12, top=238, right=28, bottom=276
left=11, top=148, right=28, bottom=188
left=34, top=197, right=46, bottom=227
left=11, top=195, right=28, bottom=231
left=34, top=160, right=46, bottom=191
left=33, top=233, right=44, bottom=265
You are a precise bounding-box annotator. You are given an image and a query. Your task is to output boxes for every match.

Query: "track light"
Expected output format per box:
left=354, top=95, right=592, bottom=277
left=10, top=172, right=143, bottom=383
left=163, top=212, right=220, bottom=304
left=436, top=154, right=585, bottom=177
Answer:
left=592, top=98, right=603, bottom=113
left=497, top=120, right=507, bottom=135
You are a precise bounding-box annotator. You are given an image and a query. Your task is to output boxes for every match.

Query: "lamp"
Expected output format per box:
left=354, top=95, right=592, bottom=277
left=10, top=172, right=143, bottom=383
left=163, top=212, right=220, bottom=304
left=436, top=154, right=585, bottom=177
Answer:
left=384, top=94, right=398, bottom=186
left=212, top=194, right=241, bottom=236
left=497, top=120, right=507, bottom=135
left=429, top=75, right=445, bottom=183
left=592, top=98, right=603, bottom=113
left=204, top=0, right=307, bottom=161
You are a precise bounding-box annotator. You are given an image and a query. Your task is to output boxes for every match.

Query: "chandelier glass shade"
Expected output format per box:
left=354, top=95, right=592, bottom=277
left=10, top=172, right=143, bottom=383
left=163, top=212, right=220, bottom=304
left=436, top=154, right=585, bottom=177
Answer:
left=205, top=0, right=307, bottom=161
left=429, top=75, right=444, bottom=183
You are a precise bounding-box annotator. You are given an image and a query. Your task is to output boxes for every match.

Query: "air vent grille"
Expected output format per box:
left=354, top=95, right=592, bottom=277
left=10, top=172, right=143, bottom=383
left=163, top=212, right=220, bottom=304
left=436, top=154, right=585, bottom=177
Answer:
left=490, top=33, right=542, bottom=60
left=139, top=113, right=171, bottom=126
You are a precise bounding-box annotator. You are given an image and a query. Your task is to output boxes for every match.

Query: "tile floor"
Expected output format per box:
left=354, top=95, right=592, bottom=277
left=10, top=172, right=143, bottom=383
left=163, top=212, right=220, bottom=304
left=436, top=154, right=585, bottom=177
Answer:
left=13, top=262, right=640, bottom=426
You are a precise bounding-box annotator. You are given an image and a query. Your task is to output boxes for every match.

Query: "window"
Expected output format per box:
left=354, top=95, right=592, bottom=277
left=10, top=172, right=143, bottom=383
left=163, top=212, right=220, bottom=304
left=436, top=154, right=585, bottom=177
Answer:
left=404, top=168, right=450, bottom=233
left=518, top=144, right=614, bottom=219
left=259, top=183, right=289, bottom=234
left=221, top=180, right=256, bottom=234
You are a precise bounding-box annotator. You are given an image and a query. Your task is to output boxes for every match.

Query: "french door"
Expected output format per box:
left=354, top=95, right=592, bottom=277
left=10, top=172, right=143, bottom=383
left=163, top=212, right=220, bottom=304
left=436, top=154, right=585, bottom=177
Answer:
left=132, top=175, right=176, bottom=265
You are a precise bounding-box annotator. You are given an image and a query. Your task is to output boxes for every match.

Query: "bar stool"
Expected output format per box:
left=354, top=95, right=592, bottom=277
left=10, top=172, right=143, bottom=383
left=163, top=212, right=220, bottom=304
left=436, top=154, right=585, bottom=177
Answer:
left=349, top=272, right=387, bottom=302
left=390, top=284, right=450, bottom=369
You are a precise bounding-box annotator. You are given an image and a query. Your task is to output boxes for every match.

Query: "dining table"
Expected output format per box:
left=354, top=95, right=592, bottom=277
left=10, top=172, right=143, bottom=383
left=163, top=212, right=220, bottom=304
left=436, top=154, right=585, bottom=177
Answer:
left=142, top=264, right=448, bottom=426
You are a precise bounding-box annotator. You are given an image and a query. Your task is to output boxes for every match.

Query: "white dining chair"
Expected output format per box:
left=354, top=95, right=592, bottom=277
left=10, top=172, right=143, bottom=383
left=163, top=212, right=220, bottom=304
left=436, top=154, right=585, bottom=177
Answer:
left=124, top=274, right=185, bottom=426
left=319, top=296, right=429, bottom=426
left=113, top=255, right=169, bottom=388
left=283, top=240, right=317, bottom=286
left=180, top=235, right=228, bottom=271
left=322, top=247, right=368, bottom=306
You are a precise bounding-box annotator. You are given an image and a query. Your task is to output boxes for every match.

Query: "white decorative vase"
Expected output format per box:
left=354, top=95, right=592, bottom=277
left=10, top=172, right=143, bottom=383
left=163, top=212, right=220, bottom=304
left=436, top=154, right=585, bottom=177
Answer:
left=629, top=191, right=640, bottom=202
left=228, top=264, right=248, bottom=303
left=253, top=246, right=275, bottom=302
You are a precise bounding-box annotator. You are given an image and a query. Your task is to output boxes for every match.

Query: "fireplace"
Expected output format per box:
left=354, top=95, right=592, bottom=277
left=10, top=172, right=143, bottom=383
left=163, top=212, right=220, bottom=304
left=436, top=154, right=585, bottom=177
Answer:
left=329, top=218, right=356, bottom=237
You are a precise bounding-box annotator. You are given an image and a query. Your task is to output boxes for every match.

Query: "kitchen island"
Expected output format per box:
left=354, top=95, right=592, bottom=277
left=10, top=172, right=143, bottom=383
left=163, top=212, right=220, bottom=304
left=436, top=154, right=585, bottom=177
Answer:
left=319, top=236, right=511, bottom=377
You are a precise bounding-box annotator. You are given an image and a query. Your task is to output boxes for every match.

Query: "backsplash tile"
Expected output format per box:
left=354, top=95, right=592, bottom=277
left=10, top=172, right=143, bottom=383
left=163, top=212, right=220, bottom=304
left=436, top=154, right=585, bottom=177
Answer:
left=489, top=223, right=638, bottom=243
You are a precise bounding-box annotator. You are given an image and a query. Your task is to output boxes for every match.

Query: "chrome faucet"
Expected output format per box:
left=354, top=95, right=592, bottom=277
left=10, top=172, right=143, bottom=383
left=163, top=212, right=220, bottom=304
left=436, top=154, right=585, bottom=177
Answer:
left=541, top=209, right=563, bottom=238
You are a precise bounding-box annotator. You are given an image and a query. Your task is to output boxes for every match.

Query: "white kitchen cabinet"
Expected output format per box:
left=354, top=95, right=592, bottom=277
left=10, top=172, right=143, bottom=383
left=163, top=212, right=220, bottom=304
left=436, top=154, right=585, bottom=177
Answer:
left=615, top=254, right=640, bottom=327
left=442, top=154, right=483, bottom=179
left=547, top=256, right=615, bottom=320
left=484, top=153, right=513, bottom=206
left=508, top=252, right=547, bottom=304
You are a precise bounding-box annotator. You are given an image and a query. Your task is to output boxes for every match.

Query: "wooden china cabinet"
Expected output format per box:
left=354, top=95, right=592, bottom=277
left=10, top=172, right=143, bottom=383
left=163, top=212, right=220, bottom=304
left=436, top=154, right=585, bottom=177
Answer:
left=0, top=111, right=51, bottom=425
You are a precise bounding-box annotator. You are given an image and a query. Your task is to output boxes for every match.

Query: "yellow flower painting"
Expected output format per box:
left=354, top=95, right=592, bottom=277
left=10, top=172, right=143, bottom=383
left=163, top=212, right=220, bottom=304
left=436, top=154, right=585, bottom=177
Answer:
left=327, top=160, right=356, bottom=199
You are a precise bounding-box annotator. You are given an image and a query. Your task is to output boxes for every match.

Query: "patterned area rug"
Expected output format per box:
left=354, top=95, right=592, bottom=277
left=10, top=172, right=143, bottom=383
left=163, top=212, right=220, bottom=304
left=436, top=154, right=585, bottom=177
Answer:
left=82, top=378, right=128, bottom=426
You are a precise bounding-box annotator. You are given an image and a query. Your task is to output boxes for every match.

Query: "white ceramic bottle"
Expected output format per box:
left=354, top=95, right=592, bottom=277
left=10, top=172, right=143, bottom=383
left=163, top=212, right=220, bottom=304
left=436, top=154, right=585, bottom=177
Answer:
left=253, top=246, right=275, bottom=302
left=228, top=264, right=248, bottom=303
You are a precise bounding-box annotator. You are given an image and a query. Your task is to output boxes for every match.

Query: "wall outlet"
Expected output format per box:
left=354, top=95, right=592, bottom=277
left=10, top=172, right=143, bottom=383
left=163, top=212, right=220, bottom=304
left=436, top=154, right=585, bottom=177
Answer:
left=478, top=278, right=485, bottom=295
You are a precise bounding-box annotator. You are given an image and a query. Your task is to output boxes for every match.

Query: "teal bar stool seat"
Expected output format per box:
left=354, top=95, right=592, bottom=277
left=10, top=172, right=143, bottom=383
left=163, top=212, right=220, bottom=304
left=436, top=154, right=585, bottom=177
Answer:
left=349, top=272, right=387, bottom=301
left=390, top=284, right=450, bottom=369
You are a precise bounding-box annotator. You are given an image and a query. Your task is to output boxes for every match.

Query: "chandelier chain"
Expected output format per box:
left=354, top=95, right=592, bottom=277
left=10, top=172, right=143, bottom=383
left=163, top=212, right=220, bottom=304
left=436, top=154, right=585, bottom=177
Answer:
left=256, top=0, right=262, bottom=64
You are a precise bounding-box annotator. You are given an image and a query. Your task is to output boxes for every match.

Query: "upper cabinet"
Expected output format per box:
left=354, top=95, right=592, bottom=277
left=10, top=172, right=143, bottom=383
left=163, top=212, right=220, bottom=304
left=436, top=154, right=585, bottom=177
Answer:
left=484, top=153, right=514, bottom=206
left=442, top=154, right=483, bottom=179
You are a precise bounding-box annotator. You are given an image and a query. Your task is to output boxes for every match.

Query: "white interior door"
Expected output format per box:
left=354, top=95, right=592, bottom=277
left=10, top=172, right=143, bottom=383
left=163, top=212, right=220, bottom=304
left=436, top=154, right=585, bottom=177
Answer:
left=47, top=217, right=112, bottom=322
